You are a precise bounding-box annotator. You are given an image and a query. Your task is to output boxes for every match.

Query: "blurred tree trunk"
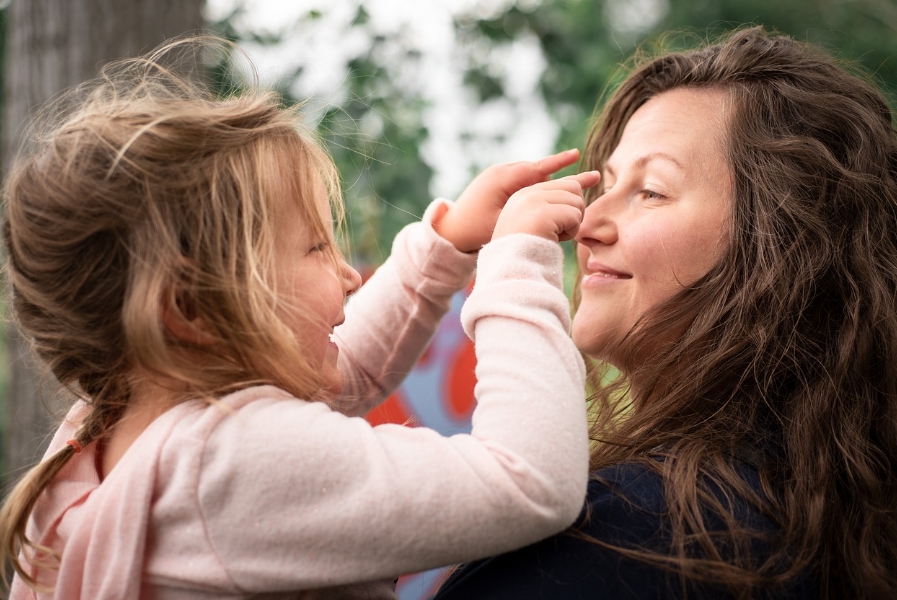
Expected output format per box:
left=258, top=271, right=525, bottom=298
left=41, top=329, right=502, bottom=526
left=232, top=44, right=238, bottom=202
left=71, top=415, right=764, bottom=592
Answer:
left=1, top=0, right=204, bottom=488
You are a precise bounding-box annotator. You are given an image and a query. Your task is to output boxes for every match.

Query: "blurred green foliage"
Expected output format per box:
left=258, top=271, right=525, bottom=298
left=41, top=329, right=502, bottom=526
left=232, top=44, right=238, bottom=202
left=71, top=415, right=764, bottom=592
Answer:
left=465, top=0, right=897, bottom=158
left=316, top=51, right=434, bottom=265
left=207, top=0, right=897, bottom=266
left=209, top=4, right=434, bottom=264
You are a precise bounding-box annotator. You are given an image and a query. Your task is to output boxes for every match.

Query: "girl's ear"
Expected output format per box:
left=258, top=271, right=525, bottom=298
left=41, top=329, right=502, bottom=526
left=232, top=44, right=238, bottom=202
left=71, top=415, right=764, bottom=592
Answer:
left=161, top=286, right=217, bottom=346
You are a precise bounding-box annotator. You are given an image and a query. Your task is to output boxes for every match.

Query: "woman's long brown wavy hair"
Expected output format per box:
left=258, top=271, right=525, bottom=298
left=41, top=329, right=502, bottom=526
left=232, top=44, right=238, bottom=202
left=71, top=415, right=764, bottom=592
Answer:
left=0, top=37, right=346, bottom=589
left=580, top=27, right=897, bottom=598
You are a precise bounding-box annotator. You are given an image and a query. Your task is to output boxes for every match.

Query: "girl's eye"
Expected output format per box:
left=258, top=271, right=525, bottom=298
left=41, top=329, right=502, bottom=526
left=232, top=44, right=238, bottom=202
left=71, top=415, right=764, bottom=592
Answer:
left=309, top=241, right=329, bottom=255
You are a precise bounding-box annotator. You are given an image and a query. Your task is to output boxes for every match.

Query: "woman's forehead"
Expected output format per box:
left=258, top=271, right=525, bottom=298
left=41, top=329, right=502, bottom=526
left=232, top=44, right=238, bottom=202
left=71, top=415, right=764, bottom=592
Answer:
left=608, top=88, right=729, bottom=175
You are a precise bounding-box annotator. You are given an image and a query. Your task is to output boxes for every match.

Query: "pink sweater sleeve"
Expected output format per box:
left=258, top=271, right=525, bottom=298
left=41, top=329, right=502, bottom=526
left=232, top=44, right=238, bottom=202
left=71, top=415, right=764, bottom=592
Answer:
left=145, top=231, right=589, bottom=593
left=330, top=199, right=477, bottom=416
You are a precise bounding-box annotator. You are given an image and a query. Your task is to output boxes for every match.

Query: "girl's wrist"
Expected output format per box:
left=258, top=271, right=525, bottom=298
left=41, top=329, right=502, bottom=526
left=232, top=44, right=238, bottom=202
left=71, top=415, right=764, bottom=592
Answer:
left=430, top=202, right=479, bottom=253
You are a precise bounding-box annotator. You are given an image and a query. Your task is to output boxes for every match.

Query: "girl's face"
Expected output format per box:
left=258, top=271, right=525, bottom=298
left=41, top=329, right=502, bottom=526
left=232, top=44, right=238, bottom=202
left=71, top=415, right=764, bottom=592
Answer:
left=572, top=87, right=732, bottom=367
left=272, top=177, right=361, bottom=395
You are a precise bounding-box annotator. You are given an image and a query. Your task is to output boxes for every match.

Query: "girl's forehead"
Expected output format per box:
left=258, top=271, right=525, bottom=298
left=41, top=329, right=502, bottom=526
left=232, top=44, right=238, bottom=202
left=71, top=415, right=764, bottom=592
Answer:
left=263, top=137, right=341, bottom=247
left=268, top=149, right=325, bottom=211
left=308, top=173, right=331, bottom=215
left=272, top=172, right=331, bottom=241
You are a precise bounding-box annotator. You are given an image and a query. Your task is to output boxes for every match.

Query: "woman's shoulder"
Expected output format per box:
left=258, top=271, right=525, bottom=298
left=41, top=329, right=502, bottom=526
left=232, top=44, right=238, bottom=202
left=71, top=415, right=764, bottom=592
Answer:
left=588, top=460, right=668, bottom=511
left=585, top=457, right=774, bottom=531
left=432, top=462, right=675, bottom=600
left=433, top=459, right=798, bottom=600
left=578, top=461, right=671, bottom=544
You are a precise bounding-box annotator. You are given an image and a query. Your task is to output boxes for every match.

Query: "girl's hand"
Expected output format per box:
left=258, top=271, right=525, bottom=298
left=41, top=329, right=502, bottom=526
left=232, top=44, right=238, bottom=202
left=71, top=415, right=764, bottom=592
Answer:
left=433, top=149, right=582, bottom=253
left=493, top=171, right=600, bottom=243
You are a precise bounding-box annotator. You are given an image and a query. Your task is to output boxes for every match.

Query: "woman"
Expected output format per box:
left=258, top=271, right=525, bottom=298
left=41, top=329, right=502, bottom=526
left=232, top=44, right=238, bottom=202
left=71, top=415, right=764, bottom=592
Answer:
left=434, top=26, right=897, bottom=599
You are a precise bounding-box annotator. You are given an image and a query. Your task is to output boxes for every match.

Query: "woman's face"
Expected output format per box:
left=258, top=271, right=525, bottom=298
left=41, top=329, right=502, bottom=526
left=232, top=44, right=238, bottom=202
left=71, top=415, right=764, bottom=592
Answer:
left=572, top=87, right=733, bottom=367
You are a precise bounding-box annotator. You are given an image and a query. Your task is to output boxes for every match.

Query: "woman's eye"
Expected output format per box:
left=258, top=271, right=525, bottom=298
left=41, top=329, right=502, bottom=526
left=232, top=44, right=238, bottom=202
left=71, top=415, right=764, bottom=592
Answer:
left=641, top=189, right=667, bottom=201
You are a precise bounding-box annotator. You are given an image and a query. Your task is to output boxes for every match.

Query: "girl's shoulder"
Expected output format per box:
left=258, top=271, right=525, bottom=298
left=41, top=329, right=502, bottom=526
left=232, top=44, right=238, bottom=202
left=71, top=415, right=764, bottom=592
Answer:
left=155, top=383, right=352, bottom=492
left=168, top=385, right=306, bottom=433
left=152, top=385, right=353, bottom=505
left=158, top=384, right=328, bottom=464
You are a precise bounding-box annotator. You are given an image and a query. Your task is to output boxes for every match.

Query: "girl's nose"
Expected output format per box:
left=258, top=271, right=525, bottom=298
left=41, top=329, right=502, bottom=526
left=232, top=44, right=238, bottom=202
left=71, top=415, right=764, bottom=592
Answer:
left=342, top=260, right=362, bottom=297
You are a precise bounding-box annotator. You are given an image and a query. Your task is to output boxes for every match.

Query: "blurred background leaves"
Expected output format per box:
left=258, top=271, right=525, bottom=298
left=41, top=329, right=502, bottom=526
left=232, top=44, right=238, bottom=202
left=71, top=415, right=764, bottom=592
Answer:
left=205, top=0, right=897, bottom=266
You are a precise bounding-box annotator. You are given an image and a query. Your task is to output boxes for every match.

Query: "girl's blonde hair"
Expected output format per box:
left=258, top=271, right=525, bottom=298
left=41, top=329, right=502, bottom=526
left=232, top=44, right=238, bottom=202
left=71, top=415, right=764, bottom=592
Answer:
left=0, top=36, right=344, bottom=587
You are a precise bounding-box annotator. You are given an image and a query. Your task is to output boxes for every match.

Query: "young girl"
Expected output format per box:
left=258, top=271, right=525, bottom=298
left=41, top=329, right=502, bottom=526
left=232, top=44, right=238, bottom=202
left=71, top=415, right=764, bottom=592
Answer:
left=0, top=38, right=597, bottom=598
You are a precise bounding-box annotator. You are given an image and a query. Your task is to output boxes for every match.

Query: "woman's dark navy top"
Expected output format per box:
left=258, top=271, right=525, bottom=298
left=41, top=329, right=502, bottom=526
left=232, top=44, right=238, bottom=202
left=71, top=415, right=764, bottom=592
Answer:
left=432, top=461, right=815, bottom=599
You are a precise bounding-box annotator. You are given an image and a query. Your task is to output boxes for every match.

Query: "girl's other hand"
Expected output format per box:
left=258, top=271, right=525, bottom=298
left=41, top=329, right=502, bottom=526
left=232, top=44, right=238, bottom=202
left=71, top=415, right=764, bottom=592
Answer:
left=433, top=149, right=582, bottom=253
left=493, top=171, right=600, bottom=243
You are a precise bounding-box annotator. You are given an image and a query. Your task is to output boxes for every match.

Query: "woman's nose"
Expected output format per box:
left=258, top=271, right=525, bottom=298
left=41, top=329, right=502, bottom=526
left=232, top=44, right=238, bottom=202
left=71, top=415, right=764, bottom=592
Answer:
left=575, top=194, right=619, bottom=247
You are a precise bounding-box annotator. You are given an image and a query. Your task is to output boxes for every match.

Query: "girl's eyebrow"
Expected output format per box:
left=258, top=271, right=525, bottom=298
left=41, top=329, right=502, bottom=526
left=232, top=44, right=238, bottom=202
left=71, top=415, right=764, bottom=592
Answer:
left=605, top=152, right=686, bottom=178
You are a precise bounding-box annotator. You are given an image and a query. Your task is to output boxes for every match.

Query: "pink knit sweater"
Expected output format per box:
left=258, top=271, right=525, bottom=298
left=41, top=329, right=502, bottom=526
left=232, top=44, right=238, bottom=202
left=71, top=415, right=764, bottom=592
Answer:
left=11, top=202, right=589, bottom=599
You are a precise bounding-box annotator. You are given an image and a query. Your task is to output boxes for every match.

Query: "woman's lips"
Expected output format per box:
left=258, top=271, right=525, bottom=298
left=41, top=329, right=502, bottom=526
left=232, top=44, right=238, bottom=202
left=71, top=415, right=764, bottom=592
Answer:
left=581, top=262, right=632, bottom=285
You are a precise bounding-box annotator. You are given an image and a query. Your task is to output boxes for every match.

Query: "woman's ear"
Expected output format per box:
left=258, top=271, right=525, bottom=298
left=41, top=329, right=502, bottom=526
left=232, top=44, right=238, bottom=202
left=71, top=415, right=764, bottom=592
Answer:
left=161, top=284, right=217, bottom=346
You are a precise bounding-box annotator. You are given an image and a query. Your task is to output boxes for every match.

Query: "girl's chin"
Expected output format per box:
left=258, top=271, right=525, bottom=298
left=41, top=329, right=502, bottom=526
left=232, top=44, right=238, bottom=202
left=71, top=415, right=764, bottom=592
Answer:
left=319, top=369, right=343, bottom=396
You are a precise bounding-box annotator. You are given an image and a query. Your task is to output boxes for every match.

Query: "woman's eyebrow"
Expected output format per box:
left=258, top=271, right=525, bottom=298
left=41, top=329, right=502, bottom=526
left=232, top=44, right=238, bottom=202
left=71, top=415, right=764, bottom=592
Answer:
left=636, top=152, right=685, bottom=171
left=606, top=152, right=686, bottom=178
